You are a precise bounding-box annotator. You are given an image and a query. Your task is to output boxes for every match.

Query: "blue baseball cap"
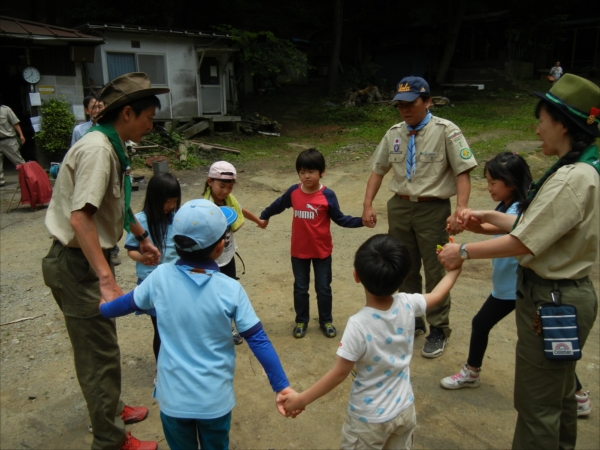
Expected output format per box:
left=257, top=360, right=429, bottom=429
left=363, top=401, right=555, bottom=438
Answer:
left=392, top=76, right=430, bottom=102
left=173, top=199, right=237, bottom=251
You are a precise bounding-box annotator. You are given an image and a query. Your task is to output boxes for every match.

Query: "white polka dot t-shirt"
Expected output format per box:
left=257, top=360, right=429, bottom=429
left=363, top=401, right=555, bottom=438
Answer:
left=336, top=293, right=426, bottom=423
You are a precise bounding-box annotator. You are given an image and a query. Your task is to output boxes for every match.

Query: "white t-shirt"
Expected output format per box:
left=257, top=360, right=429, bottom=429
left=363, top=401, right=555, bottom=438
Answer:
left=337, top=293, right=426, bottom=423
left=216, top=228, right=236, bottom=267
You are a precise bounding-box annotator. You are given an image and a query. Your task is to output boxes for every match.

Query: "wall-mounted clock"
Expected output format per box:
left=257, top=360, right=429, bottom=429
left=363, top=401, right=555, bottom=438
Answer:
left=23, top=66, right=41, bottom=84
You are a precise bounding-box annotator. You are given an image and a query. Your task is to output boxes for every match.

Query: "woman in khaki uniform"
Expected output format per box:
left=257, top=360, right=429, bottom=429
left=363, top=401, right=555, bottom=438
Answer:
left=438, top=73, right=599, bottom=449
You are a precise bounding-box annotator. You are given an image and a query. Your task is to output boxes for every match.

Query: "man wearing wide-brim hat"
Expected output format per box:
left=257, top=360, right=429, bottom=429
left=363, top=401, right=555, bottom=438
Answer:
left=43, top=72, right=167, bottom=450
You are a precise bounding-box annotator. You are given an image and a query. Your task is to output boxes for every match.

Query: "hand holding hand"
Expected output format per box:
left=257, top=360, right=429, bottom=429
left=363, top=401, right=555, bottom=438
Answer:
left=276, top=387, right=304, bottom=418
left=437, top=243, right=464, bottom=271
left=446, top=212, right=464, bottom=236
left=457, top=210, right=484, bottom=233
left=362, top=206, right=377, bottom=228
left=139, top=239, right=161, bottom=265
left=99, top=277, right=124, bottom=306
left=257, top=219, right=268, bottom=229
left=140, top=251, right=159, bottom=266
left=459, top=209, right=486, bottom=226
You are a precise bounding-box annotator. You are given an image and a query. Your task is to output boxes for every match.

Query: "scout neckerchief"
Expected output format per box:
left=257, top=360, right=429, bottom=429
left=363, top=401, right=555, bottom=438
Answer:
left=512, top=144, right=600, bottom=230
left=203, top=187, right=244, bottom=232
left=90, top=123, right=136, bottom=232
left=406, top=111, right=432, bottom=180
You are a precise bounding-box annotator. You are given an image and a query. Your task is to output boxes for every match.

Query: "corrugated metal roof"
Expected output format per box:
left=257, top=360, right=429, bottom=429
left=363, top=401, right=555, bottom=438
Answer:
left=0, top=16, right=104, bottom=43
left=78, top=23, right=231, bottom=39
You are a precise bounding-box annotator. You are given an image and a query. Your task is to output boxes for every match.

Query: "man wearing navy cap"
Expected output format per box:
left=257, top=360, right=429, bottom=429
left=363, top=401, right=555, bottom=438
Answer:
left=362, top=76, right=477, bottom=358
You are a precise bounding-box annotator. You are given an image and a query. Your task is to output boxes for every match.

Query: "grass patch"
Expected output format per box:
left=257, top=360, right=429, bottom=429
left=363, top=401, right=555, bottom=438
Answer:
left=190, top=90, right=548, bottom=174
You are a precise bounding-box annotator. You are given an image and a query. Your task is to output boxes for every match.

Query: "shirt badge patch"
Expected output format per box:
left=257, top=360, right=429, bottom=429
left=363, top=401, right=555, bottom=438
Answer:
left=448, top=131, right=463, bottom=141
left=460, top=148, right=473, bottom=159
left=393, top=137, right=401, bottom=153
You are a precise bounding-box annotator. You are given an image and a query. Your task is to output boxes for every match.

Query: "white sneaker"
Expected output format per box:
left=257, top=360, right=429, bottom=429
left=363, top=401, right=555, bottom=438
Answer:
left=577, top=390, right=591, bottom=417
left=441, top=364, right=481, bottom=390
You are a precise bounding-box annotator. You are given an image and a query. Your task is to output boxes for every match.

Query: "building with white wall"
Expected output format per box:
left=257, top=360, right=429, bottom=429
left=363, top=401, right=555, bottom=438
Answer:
left=77, top=24, right=239, bottom=121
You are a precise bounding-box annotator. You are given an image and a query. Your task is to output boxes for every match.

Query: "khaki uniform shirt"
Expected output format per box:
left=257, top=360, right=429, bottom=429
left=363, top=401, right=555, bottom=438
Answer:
left=512, top=163, right=599, bottom=279
left=0, top=105, right=19, bottom=138
left=45, top=132, right=125, bottom=249
left=371, top=116, right=477, bottom=198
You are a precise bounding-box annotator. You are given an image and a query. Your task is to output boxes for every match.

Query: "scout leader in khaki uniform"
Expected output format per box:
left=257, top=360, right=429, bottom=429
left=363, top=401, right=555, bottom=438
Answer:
left=439, top=74, right=599, bottom=450
left=43, top=73, right=167, bottom=450
left=362, top=76, right=477, bottom=359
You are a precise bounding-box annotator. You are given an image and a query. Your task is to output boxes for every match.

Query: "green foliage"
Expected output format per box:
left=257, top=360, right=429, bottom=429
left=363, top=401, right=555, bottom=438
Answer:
left=142, top=129, right=185, bottom=148
left=216, top=26, right=307, bottom=80
left=35, top=97, right=77, bottom=155
left=172, top=145, right=208, bottom=170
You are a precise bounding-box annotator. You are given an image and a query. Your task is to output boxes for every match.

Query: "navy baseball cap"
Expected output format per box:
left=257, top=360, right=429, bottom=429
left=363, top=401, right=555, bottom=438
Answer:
left=393, top=76, right=430, bottom=102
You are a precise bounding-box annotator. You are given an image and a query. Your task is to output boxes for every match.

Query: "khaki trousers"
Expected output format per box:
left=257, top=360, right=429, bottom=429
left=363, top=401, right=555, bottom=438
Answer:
left=42, top=241, right=126, bottom=450
left=340, top=404, right=416, bottom=450
left=387, top=195, right=452, bottom=337
left=0, top=137, right=26, bottom=181
left=512, top=267, right=598, bottom=450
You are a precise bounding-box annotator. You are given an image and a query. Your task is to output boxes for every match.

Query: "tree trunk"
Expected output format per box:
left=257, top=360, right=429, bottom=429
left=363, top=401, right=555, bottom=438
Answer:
left=327, top=0, right=343, bottom=96
left=435, top=0, right=468, bottom=84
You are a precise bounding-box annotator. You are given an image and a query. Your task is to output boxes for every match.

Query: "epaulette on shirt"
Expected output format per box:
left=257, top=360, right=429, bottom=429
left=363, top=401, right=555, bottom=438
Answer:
left=430, top=116, right=455, bottom=128
left=389, top=116, right=455, bottom=132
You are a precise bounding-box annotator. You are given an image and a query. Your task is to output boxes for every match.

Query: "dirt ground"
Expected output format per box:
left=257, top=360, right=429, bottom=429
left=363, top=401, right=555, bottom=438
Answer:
left=1, top=149, right=599, bottom=449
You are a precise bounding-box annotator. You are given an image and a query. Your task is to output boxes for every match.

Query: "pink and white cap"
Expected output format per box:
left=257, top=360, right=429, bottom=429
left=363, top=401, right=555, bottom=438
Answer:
left=208, top=161, right=236, bottom=180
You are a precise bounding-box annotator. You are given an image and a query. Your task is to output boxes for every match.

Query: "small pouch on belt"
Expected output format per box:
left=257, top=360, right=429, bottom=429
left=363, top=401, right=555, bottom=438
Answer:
left=537, top=290, right=582, bottom=361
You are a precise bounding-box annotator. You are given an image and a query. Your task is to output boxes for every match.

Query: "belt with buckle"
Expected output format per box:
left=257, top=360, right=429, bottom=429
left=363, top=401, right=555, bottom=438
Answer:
left=397, top=195, right=443, bottom=202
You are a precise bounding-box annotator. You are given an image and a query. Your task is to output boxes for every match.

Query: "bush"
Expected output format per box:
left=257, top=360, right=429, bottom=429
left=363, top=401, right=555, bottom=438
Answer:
left=35, top=97, right=76, bottom=156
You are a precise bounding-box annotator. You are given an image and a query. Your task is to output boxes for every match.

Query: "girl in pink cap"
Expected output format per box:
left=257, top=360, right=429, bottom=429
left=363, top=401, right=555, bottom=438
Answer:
left=203, top=161, right=268, bottom=344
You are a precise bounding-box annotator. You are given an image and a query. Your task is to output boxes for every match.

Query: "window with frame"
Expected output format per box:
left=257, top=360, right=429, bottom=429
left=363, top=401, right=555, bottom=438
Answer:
left=106, top=52, right=167, bottom=85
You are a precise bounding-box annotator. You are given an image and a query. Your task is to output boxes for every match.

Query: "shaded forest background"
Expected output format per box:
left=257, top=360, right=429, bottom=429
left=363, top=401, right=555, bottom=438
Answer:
left=1, top=0, right=598, bottom=95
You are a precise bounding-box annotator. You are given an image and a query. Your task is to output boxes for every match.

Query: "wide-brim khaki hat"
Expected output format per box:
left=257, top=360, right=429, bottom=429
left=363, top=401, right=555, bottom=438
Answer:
left=534, top=73, right=600, bottom=137
left=95, top=72, right=170, bottom=119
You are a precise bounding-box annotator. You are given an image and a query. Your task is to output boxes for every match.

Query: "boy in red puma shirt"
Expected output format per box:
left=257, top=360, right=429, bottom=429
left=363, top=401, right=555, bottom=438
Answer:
left=260, top=149, right=364, bottom=339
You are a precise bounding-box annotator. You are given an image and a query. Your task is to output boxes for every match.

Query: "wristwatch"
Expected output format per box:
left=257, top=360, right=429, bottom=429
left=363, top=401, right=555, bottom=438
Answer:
left=459, top=243, right=470, bottom=260
left=135, top=230, right=149, bottom=242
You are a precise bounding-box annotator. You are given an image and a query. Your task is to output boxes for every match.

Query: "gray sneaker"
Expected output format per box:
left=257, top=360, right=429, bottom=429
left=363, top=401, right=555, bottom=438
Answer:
left=422, top=327, right=448, bottom=358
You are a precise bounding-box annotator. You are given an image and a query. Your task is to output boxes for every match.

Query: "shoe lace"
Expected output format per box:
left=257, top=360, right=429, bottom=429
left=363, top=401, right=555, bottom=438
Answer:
left=428, top=329, right=444, bottom=344
left=450, top=371, right=467, bottom=381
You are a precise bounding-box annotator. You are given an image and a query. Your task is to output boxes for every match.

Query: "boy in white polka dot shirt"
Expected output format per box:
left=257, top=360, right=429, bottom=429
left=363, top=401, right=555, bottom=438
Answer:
left=282, top=234, right=461, bottom=449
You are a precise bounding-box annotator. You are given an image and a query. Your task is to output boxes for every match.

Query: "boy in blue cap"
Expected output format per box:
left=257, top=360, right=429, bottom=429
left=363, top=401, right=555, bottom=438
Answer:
left=100, top=199, right=295, bottom=449
left=362, top=76, right=477, bottom=358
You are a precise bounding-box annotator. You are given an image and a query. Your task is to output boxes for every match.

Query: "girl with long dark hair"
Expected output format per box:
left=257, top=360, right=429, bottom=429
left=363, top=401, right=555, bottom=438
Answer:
left=125, top=173, right=181, bottom=368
